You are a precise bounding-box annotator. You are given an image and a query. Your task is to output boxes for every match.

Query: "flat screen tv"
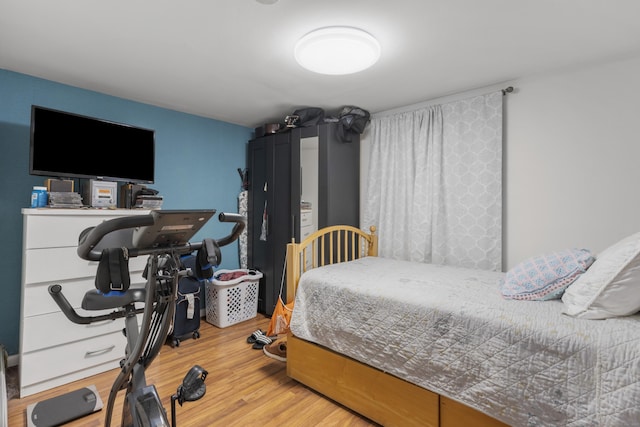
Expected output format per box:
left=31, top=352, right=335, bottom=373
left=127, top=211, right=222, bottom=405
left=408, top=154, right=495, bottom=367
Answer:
left=30, top=105, right=155, bottom=184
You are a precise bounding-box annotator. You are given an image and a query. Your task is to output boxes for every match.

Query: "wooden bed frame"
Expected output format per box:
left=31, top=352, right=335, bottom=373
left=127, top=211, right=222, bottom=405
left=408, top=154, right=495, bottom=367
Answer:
left=285, top=225, right=508, bottom=427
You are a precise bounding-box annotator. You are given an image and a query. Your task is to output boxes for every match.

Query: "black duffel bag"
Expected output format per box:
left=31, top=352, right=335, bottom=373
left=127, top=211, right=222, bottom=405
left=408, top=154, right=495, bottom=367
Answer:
left=337, top=106, right=370, bottom=142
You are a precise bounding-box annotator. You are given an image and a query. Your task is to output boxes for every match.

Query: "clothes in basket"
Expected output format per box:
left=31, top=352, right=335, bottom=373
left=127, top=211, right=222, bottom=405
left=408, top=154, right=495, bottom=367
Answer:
left=206, top=269, right=262, bottom=328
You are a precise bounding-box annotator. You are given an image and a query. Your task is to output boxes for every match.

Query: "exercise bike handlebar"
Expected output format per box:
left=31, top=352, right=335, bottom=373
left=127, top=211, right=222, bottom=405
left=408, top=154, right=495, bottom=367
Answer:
left=77, top=211, right=246, bottom=261
left=77, top=215, right=154, bottom=261
left=48, top=284, right=145, bottom=324
left=214, top=212, right=246, bottom=248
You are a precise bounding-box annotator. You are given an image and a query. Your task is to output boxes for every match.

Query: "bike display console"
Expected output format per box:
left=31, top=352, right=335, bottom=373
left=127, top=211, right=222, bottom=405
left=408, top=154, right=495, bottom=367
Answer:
left=131, top=209, right=216, bottom=248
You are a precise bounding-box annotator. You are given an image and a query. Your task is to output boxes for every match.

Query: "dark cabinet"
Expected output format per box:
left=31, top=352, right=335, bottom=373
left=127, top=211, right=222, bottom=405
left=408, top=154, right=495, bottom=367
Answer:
left=247, top=123, right=360, bottom=316
left=247, top=131, right=292, bottom=316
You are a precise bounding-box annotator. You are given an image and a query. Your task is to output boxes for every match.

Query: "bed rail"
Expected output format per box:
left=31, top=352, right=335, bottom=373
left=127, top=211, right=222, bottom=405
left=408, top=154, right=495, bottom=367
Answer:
left=285, top=225, right=377, bottom=303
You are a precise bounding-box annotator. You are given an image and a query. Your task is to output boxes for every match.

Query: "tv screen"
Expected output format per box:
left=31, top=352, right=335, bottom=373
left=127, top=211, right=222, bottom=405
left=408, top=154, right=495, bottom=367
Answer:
left=30, top=105, right=155, bottom=184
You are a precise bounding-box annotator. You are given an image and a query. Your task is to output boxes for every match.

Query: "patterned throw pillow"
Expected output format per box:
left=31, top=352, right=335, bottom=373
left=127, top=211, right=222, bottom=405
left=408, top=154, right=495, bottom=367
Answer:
left=500, top=249, right=595, bottom=301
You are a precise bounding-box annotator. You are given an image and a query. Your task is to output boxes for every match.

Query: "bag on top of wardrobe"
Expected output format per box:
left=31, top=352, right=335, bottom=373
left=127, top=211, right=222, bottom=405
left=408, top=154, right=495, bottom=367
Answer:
left=337, top=106, right=370, bottom=142
left=286, top=107, right=325, bottom=128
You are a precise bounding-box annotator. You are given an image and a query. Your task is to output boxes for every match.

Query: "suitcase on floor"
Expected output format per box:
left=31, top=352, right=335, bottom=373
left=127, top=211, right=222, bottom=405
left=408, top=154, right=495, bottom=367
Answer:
left=167, top=256, right=202, bottom=347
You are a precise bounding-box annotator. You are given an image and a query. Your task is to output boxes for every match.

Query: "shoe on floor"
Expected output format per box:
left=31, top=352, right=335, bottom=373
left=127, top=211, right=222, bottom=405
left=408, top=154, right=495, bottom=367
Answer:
left=263, top=336, right=287, bottom=362
left=252, top=334, right=273, bottom=349
left=246, top=329, right=265, bottom=344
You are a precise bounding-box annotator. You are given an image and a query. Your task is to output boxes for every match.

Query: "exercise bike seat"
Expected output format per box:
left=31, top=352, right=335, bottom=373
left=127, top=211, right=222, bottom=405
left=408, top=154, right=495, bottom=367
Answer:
left=81, top=288, right=146, bottom=311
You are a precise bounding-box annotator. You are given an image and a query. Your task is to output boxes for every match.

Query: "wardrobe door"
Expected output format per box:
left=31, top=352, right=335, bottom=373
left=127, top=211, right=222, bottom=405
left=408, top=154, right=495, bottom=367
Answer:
left=247, top=138, right=269, bottom=314
left=264, top=132, right=292, bottom=316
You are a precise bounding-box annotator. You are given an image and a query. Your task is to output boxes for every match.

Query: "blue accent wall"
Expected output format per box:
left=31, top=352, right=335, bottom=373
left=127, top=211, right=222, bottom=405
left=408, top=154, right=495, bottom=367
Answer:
left=0, top=69, right=252, bottom=355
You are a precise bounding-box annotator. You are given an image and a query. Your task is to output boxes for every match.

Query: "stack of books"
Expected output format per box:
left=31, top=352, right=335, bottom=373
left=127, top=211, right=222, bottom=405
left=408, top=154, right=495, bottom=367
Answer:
left=48, top=192, right=84, bottom=208
left=134, top=194, right=163, bottom=209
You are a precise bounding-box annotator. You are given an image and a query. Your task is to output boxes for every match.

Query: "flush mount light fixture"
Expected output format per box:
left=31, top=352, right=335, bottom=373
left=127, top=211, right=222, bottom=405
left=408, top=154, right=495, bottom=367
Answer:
left=294, top=26, right=381, bottom=75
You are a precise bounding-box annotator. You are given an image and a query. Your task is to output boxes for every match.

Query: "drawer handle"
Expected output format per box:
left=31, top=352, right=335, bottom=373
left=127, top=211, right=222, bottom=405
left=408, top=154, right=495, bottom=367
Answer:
left=85, top=345, right=116, bottom=357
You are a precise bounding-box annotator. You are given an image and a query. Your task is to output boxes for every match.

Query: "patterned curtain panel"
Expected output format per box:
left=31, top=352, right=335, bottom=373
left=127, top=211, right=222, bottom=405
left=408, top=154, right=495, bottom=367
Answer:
left=363, top=91, right=503, bottom=271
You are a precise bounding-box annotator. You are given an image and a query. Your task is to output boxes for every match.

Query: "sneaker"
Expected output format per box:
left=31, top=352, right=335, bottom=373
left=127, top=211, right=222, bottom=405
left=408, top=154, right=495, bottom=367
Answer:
left=263, top=336, right=287, bottom=362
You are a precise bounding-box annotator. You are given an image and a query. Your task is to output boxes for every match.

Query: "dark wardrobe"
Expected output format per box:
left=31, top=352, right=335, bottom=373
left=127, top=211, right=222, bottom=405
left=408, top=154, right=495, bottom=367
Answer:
left=247, top=122, right=360, bottom=316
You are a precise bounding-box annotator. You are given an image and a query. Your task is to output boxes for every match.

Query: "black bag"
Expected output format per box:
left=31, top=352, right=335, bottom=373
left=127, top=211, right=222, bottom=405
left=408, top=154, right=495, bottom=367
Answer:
left=169, top=275, right=201, bottom=347
left=288, top=107, right=325, bottom=128
left=337, top=106, right=370, bottom=142
left=168, top=255, right=203, bottom=347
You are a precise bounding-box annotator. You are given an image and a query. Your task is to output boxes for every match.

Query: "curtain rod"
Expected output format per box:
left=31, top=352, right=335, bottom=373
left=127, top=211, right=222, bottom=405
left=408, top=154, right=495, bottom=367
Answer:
left=372, top=84, right=514, bottom=119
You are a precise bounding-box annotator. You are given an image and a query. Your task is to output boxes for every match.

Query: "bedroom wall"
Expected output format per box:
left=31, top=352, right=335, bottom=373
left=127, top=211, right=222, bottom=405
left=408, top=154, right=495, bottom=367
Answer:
left=504, top=54, right=640, bottom=269
left=0, top=69, right=252, bottom=356
left=362, top=53, right=640, bottom=271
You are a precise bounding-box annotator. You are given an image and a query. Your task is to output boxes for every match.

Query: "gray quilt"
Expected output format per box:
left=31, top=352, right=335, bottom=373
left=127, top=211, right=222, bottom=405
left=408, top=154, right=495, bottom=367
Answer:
left=290, top=257, right=640, bottom=426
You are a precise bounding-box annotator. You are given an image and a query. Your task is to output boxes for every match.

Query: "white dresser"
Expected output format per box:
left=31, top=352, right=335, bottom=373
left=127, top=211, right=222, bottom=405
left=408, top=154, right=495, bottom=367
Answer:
left=300, top=209, right=315, bottom=241
left=19, top=208, right=150, bottom=397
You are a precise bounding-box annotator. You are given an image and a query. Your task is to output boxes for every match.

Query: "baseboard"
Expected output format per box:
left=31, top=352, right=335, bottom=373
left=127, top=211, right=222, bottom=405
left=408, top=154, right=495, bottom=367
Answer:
left=7, top=354, right=18, bottom=368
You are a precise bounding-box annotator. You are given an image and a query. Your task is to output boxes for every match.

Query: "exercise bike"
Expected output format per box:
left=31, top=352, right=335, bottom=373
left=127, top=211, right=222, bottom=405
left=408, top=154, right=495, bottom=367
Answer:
left=48, top=209, right=245, bottom=427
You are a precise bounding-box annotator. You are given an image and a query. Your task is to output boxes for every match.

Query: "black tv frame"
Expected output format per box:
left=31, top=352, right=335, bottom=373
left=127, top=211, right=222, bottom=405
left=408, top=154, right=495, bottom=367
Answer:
left=29, top=105, right=156, bottom=184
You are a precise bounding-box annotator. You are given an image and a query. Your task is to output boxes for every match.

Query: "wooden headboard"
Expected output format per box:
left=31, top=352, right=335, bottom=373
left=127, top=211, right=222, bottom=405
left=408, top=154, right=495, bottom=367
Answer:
left=285, top=225, right=377, bottom=304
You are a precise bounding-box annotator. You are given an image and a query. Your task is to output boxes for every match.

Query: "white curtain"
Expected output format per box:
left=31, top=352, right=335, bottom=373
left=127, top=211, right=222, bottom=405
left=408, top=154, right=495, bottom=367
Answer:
left=363, top=91, right=503, bottom=271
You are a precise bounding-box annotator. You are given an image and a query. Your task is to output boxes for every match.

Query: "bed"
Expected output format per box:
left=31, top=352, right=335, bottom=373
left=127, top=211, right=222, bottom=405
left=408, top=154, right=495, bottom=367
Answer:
left=285, top=225, right=640, bottom=427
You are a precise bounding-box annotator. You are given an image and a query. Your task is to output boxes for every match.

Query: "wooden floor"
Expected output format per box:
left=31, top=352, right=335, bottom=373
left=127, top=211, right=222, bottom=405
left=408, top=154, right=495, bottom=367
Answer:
left=8, top=315, right=378, bottom=427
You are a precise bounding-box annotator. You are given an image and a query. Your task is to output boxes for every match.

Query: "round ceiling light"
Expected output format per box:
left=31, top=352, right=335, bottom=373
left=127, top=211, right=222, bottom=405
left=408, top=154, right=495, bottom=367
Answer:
left=294, top=27, right=381, bottom=75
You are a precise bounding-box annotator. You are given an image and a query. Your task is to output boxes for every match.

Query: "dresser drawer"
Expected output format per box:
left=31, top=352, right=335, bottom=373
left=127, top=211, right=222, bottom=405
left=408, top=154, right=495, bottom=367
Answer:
left=300, top=209, right=313, bottom=227
left=301, top=224, right=315, bottom=241
left=22, top=276, right=146, bottom=317
left=23, top=247, right=149, bottom=285
left=21, top=309, right=128, bottom=353
left=21, top=331, right=125, bottom=391
left=23, top=210, right=151, bottom=249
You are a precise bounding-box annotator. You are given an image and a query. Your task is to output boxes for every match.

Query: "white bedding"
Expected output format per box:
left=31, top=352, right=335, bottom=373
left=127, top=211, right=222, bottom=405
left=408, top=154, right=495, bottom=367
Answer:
left=290, top=256, right=640, bottom=427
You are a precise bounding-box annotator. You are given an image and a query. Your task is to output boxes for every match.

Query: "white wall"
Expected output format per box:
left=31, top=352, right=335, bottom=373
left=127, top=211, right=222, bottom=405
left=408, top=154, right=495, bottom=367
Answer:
left=361, top=53, right=640, bottom=270
left=505, top=54, right=640, bottom=269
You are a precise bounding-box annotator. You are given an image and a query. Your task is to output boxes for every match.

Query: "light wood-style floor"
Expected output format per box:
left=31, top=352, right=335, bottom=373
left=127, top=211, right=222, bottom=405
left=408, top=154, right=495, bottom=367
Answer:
left=8, top=315, right=378, bottom=427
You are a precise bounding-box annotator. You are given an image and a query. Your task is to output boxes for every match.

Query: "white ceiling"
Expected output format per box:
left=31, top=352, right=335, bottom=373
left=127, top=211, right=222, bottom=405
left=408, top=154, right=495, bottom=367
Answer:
left=2, top=0, right=640, bottom=128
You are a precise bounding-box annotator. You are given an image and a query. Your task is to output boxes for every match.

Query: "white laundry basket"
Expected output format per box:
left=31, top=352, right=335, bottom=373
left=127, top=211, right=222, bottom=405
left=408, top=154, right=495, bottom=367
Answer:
left=205, top=269, right=262, bottom=328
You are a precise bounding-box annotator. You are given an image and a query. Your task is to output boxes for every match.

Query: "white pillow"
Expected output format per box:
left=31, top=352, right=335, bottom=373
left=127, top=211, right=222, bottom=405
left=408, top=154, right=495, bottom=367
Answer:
left=562, top=231, right=640, bottom=319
